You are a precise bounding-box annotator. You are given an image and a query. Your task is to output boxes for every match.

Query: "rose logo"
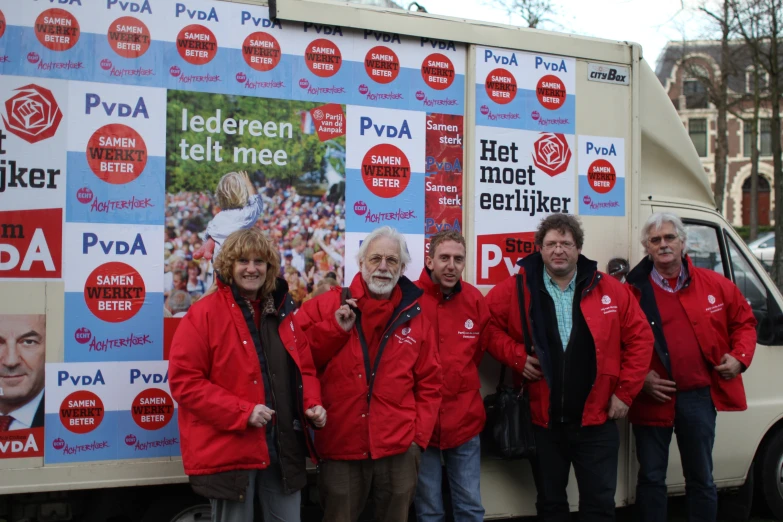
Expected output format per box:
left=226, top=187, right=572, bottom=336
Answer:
left=415, top=90, right=425, bottom=101
left=100, top=58, right=113, bottom=71
left=74, top=327, right=92, bottom=344
left=3, top=84, right=63, bottom=144
left=299, top=78, right=310, bottom=89
left=583, top=195, right=592, bottom=205
left=169, top=65, right=181, bottom=77
left=533, top=133, right=572, bottom=177
left=52, top=438, right=65, bottom=450
left=27, top=52, right=40, bottom=64
left=480, top=105, right=490, bottom=115
left=312, top=109, right=324, bottom=121
left=465, top=319, right=474, bottom=330
left=235, top=72, right=247, bottom=83
left=401, top=327, right=411, bottom=336
left=708, top=295, right=716, bottom=304
left=125, top=434, right=137, bottom=446
left=531, top=110, right=540, bottom=120
left=358, top=84, right=369, bottom=95
left=601, top=295, right=611, bottom=305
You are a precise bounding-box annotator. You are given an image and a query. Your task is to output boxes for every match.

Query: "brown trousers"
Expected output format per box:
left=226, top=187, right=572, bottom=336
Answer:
left=319, top=445, right=421, bottom=522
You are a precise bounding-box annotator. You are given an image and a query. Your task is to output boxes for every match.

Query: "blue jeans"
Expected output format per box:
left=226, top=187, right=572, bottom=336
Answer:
left=414, top=435, right=484, bottom=522
left=633, top=386, right=717, bottom=522
left=210, top=465, right=300, bottom=522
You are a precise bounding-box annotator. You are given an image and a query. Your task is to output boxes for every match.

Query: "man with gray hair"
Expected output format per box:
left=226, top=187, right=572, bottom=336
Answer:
left=626, top=212, right=757, bottom=522
left=295, top=226, right=442, bottom=522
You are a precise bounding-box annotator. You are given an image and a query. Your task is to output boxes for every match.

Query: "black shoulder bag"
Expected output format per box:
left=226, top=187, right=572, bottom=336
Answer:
left=482, top=274, right=537, bottom=460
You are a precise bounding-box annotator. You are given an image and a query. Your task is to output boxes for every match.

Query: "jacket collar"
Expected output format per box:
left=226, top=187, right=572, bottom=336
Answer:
left=348, top=271, right=423, bottom=308
left=517, top=252, right=598, bottom=289
left=216, top=273, right=290, bottom=310
left=418, top=266, right=462, bottom=299
left=627, top=255, right=695, bottom=288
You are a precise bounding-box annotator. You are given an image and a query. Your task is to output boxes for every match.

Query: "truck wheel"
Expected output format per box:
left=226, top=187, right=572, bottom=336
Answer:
left=139, top=490, right=211, bottom=522
left=166, top=505, right=212, bottom=522
left=757, top=429, right=783, bottom=519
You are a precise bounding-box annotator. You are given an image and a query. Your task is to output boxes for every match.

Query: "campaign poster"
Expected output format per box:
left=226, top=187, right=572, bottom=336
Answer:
left=424, top=114, right=463, bottom=256
left=65, top=81, right=166, bottom=226
left=289, top=22, right=355, bottom=105
left=352, top=30, right=413, bottom=110
left=164, top=89, right=346, bottom=337
left=63, top=222, right=164, bottom=362
left=0, top=314, right=46, bottom=459
left=115, top=361, right=179, bottom=459
left=409, top=39, right=465, bottom=116
left=87, top=0, right=164, bottom=87
left=0, top=209, right=63, bottom=280
left=578, top=136, right=625, bottom=217
left=473, top=126, right=575, bottom=286
left=0, top=76, right=68, bottom=212
left=1, top=1, right=92, bottom=82
left=344, top=105, right=425, bottom=281
left=44, top=362, right=119, bottom=463
left=161, top=0, right=232, bottom=93
left=475, top=46, right=575, bottom=135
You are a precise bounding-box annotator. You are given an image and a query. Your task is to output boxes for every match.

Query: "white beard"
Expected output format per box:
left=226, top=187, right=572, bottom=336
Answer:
left=362, top=265, right=400, bottom=297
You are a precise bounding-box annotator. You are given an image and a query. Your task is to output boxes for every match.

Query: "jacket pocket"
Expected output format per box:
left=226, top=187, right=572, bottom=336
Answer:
left=189, top=470, right=249, bottom=502
left=459, top=369, right=481, bottom=392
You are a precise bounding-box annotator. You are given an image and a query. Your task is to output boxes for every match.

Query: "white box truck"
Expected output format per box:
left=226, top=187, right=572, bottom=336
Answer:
left=0, top=0, right=781, bottom=520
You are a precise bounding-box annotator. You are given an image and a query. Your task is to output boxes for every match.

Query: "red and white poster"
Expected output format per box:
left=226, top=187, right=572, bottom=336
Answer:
left=425, top=114, right=463, bottom=256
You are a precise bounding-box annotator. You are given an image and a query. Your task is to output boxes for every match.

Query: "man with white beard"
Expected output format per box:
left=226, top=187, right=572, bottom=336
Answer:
left=295, top=226, right=442, bottom=522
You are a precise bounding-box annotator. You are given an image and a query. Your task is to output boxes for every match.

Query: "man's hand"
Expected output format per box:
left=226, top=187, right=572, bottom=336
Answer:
left=642, top=370, right=677, bottom=403
left=715, top=354, right=742, bottom=380
left=522, top=355, right=543, bottom=381
left=607, top=394, right=630, bottom=419
left=305, top=405, right=327, bottom=428
left=247, top=404, right=275, bottom=428
left=335, top=298, right=358, bottom=332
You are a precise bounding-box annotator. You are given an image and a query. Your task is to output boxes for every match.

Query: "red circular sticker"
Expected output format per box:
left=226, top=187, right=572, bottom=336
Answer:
left=242, top=32, right=281, bottom=72
left=537, top=74, right=566, bottom=110
left=176, top=24, right=217, bottom=65
left=421, top=53, right=455, bottom=90
left=35, top=8, right=80, bottom=51
left=86, top=124, right=147, bottom=185
left=587, top=159, right=616, bottom=194
left=364, top=46, right=399, bottom=84
left=107, top=16, right=151, bottom=59
left=0, top=10, right=6, bottom=40
left=60, top=390, right=104, bottom=434
left=84, top=262, right=146, bottom=322
left=305, top=38, right=342, bottom=78
left=485, top=68, right=516, bottom=104
left=131, top=388, right=175, bottom=431
left=361, top=144, right=410, bottom=198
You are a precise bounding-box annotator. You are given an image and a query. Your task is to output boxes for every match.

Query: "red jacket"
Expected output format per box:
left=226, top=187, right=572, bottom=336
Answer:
left=485, top=253, right=653, bottom=428
left=168, top=279, right=321, bottom=476
left=415, top=268, right=490, bottom=450
left=627, top=256, right=757, bottom=426
left=294, top=273, right=442, bottom=460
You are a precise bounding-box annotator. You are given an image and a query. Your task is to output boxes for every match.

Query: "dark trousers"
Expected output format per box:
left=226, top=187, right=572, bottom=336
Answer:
left=531, top=421, right=619, bottom=522
left=633, top=386, right=717, bottom=522
left=319, top=445, right=421, bottom=522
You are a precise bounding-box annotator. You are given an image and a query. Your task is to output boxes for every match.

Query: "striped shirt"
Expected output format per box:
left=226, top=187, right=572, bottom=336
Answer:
left=543, top=269, right=577, bottom=350
left=650, top=263, right=688, bottom=293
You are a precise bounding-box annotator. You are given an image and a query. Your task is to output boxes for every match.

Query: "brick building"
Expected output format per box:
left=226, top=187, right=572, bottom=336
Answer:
left=656, top=41, right=778, bottom=226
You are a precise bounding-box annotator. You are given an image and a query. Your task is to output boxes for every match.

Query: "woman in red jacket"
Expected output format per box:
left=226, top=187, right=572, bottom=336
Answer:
left=169, top=228, right=326, bottom=522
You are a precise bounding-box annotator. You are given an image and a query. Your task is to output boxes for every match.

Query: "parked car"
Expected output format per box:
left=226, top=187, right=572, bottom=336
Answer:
left=749, top=232, right=775, bottom=269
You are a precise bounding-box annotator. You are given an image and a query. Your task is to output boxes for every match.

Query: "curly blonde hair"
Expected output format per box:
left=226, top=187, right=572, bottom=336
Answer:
left=215, top=171, right=250, bottom=210
left=213, top=228, right=280, bottom=297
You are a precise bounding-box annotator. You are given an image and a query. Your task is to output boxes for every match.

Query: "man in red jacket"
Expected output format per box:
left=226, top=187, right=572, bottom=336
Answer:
left=486, top=214, right=653, bottom=522
left=627, top=212, right=757, bottom=522
left=413, top=230, right=490, bottom=522
left=295, top=225, right=442, bottom=522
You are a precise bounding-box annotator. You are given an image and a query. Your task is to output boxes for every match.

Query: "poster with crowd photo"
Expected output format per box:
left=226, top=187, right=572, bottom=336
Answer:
left=0, top=313, right=46, bottom=460
left=163, top=89, right=347, bottom=333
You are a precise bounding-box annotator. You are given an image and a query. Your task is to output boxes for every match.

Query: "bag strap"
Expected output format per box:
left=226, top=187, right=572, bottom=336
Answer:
left=341, top=286, right=351, bottom=306
left=496, top=273, right=534, bottom=388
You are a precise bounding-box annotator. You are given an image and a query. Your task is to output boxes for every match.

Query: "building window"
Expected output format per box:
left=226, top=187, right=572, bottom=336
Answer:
left=745, top=119, right=773, bottom=157
left=689, top=118, right=708, bottom=157
left=684, top=79, right=708, bottom=109
left=746, top=69, right=770, bottom=93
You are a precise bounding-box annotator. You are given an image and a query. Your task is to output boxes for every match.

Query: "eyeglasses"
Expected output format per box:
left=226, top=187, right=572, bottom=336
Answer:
left=366, top=254, right=400, bottom=269
left=542, top=241, right=576, bottom=251
left=648, top=234, right=679, bottom=245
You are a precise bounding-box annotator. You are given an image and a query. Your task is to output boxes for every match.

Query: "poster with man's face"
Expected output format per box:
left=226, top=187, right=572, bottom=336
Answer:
left=0, top=314, right=46, bottom=458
